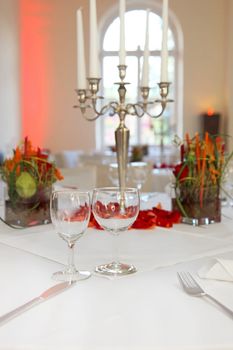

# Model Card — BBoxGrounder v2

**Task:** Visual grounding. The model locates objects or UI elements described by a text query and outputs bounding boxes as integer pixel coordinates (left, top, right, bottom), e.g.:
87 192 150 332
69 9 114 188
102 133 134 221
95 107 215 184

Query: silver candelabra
75 64 173 190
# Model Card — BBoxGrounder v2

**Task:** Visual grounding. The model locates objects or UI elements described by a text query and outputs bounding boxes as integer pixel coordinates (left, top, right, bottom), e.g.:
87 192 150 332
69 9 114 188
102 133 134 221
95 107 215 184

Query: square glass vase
172 184 221 225
5 187 51 228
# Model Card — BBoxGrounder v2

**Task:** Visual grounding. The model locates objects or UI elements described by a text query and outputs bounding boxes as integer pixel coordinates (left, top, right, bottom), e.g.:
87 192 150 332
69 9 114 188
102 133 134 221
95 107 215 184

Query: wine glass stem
112 232 120 264
67 242 76 273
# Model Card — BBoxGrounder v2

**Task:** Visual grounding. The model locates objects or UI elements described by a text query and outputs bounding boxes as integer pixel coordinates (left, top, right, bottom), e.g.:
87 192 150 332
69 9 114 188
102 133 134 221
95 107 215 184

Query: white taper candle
119 0 126 65
141 9 150 87
161 0 168 82
76 8 86 89
89 0 99 77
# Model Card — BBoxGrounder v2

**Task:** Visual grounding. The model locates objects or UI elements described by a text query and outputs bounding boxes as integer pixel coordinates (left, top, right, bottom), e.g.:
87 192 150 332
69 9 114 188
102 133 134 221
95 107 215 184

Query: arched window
96 2 183 151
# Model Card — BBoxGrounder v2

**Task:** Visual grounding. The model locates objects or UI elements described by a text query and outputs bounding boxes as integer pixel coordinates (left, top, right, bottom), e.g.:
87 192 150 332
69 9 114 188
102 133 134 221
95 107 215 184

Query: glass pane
139 55 175 145
140 56 160 87
103 115 119 147
125 56 138 102
140 114 172 146
102 57 119 147
102 8 177 149
168 29 174 50
103 56 138 100
103 10 175 51
103 57 119 99
103 17 119 51
168 56 175 83
140 55 175 87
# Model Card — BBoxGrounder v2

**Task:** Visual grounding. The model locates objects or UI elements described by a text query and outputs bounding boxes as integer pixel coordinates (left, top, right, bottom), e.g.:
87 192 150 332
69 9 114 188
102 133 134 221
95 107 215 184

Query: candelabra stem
115 123 129 190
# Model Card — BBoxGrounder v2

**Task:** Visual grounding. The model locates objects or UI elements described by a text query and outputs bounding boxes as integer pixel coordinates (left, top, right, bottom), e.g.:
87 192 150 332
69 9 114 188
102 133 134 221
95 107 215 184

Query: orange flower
0 137 63 202
14 146 22 163
5 159 14 172
55 168 64 181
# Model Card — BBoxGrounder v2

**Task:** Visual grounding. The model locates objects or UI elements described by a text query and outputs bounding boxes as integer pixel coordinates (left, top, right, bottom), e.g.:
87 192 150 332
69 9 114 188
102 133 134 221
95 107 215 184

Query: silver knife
0 281 74 326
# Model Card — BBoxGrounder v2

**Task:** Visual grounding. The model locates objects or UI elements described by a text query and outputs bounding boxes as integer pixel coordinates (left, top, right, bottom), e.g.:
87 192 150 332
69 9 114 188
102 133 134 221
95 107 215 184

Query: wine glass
108 163 129 186
129 162 149 191
92 187 140 276
50 189 91 282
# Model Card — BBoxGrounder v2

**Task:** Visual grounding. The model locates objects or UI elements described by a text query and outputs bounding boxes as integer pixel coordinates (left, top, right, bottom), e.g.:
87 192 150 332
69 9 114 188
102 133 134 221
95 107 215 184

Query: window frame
96 0 183 151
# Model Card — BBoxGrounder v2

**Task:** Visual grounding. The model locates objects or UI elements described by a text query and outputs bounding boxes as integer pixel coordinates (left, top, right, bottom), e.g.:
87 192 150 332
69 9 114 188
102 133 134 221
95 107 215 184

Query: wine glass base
52 270 91 282
95 261 137 276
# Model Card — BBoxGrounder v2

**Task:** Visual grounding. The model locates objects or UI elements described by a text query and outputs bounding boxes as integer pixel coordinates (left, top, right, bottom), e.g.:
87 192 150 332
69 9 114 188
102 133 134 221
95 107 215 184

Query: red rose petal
88 204 181 230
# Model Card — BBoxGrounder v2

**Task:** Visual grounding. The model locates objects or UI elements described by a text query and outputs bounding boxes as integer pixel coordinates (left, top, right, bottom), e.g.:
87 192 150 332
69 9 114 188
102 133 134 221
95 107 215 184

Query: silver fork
177 271 233 319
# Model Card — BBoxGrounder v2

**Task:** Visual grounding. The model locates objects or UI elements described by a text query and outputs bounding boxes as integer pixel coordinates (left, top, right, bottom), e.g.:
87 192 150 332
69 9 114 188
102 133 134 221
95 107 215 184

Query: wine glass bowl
92 187 140 276
50 189 91 282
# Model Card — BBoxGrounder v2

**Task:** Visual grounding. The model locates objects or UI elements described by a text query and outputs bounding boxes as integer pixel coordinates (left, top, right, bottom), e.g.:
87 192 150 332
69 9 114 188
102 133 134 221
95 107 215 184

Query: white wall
0 0 232 154
171 0 228 135
0 0 20 155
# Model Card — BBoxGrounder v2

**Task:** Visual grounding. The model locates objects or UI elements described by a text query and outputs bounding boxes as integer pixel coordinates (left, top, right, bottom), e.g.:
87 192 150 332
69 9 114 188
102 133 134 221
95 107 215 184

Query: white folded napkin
198 258 233 282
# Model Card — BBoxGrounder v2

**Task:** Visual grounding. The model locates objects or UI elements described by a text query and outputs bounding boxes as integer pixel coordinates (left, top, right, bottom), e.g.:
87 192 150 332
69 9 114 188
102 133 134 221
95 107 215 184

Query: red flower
173 163 189 181
89 212 103 230
131 210 156 229
67 204 90 222
88 206 181 230
92 201 138 219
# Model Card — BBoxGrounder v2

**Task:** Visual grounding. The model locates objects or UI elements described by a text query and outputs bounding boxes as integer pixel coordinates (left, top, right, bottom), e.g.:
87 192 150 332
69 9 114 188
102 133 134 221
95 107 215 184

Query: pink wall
20 0 53 148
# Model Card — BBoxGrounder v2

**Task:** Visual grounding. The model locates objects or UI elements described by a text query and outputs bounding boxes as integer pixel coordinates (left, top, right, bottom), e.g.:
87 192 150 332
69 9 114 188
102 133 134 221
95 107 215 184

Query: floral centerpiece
0 137 63 227
172 132 229 224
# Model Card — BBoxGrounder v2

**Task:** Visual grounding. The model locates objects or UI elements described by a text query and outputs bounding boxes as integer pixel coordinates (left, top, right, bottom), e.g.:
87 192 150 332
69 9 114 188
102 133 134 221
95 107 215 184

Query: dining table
0 192 232 350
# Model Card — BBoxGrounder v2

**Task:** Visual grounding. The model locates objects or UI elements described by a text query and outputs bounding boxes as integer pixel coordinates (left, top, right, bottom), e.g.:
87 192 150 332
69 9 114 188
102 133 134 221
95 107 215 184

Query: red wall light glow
19 0 53 149
207 107 215 117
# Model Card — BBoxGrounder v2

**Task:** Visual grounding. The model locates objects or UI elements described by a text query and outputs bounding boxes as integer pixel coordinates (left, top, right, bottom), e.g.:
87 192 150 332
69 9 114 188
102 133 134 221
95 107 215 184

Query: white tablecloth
0 196 232 349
